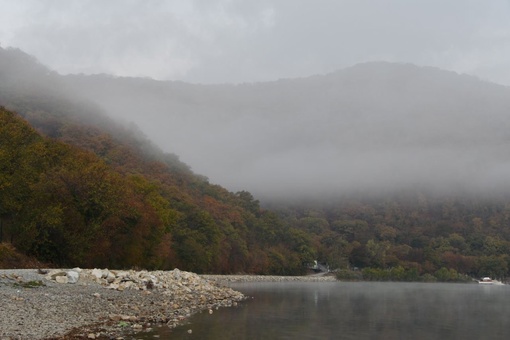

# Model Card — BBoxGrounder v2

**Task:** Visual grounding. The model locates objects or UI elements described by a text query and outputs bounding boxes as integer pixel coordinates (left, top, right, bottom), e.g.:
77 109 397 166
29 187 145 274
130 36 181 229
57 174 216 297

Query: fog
3 46 510 199
2 1 510 199
61 62 510 199
2 0 510 86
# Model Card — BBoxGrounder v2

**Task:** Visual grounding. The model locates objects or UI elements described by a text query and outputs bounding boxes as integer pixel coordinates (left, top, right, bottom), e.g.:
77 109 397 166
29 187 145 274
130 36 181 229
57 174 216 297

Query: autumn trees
1 107 169 267
0 106 313 274
276 195 510 280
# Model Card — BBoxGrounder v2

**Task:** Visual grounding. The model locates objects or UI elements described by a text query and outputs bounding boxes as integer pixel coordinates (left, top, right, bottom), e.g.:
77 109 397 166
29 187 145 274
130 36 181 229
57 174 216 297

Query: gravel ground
0 269 245 340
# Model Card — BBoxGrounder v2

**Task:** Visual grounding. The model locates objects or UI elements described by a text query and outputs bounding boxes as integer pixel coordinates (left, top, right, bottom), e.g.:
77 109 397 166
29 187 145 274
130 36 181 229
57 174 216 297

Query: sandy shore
0 269 336 340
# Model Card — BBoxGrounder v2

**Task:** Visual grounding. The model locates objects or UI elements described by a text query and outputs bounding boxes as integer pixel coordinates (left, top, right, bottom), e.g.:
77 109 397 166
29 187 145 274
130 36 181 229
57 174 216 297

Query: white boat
478 277 504 285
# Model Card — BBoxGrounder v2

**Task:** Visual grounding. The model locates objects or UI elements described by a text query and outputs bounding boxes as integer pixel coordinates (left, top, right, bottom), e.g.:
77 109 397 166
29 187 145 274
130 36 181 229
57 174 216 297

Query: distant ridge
55 58 510 199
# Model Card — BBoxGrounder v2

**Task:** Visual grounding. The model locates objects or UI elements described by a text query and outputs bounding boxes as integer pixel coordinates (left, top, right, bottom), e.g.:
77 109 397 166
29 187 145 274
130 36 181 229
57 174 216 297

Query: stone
106 271 116 283
67 271 80 284
108 283 119 290
116 271 129 279
91 268 103 279
46 270 67 280
123 281 134 289
55 276 69 284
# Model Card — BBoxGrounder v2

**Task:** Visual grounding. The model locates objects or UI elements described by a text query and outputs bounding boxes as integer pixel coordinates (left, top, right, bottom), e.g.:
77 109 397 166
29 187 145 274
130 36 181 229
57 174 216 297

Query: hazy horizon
1 0 510 86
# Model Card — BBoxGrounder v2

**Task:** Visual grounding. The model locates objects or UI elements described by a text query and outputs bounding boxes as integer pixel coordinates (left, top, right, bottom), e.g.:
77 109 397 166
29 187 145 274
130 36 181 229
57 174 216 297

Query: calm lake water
144 281 510 339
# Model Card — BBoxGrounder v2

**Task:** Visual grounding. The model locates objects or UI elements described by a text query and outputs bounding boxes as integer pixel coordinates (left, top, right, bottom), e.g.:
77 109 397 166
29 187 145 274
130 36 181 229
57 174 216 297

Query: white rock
106 271 116 283
67 271 79 284
101 269 110 279
55 276 69 284
91 268 103 279
46 270 67 280
124 281 134 289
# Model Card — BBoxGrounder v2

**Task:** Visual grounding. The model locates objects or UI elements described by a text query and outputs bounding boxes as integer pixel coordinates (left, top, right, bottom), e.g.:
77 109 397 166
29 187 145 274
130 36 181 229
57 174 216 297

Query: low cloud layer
63 62 510 199
1 0 510 86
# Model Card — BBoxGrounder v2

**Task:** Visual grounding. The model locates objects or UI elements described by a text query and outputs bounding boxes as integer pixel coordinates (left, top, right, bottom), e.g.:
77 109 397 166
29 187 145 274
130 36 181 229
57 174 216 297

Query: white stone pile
45 268 223 292
45 268 82 284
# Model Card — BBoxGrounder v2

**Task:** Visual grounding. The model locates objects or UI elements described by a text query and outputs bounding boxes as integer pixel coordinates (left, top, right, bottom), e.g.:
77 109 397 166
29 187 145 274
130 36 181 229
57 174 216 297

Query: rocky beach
0 268 245 340
0 269 337 339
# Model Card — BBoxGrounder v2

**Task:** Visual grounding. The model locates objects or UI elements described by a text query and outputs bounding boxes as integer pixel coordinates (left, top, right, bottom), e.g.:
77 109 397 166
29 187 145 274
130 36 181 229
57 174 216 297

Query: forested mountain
0 47 314 273
2 46 510 280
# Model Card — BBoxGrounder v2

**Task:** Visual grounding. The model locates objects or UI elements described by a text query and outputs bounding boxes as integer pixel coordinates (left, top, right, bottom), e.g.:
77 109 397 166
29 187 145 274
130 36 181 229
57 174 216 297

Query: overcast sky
1 0 510 85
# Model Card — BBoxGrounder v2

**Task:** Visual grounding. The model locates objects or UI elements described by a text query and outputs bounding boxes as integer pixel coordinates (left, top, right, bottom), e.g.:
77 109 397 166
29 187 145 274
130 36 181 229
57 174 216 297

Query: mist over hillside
2 46 510 200
60 62 510 199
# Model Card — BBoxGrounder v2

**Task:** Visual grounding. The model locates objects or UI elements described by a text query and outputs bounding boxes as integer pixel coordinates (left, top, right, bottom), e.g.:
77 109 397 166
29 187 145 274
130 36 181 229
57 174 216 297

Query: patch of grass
14 280 46 288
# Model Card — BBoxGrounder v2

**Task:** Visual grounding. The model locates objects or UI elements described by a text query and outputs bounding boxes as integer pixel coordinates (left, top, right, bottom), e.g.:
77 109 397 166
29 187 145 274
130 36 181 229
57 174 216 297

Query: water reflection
146 282 510 339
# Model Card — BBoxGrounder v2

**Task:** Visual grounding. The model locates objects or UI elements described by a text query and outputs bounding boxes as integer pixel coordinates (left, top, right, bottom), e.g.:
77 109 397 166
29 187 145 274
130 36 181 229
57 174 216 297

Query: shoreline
202 273 337 284
0 269 336 339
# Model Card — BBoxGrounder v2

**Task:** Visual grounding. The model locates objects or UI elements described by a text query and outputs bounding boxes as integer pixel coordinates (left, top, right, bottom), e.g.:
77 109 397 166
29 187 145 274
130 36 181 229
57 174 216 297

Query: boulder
67 271 80 284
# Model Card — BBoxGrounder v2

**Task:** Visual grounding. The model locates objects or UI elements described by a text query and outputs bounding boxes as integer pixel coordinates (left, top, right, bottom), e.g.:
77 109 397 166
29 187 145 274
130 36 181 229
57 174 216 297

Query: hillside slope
0 47 314 274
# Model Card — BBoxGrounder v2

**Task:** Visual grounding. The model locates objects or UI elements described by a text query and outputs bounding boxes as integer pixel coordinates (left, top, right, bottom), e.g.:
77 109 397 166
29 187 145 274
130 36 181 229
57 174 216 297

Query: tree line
271 193 510 280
